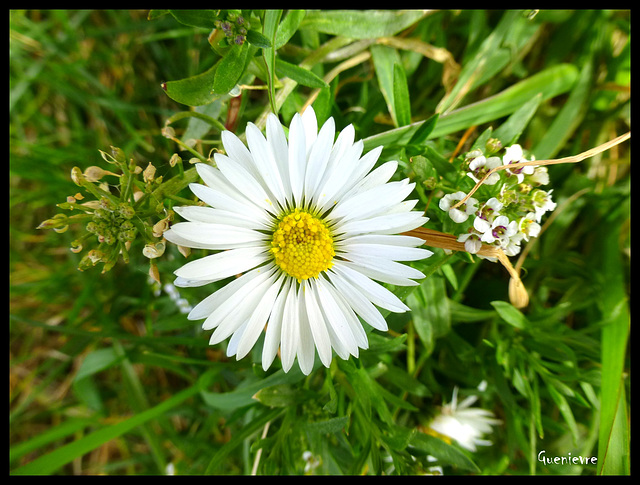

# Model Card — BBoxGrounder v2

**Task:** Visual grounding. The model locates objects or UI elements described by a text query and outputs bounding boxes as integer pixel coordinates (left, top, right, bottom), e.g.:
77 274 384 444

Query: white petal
336 212 428 238
173 276 217 288
168 222 266 249
164 228 221 251
225 321 246 357
188 265 274 321
338 242 433 261
322 278 368 351
302 280 333 368
341 234 426 248
288 113 307 207
214 153 280 215
296 290 316 375
327 269 388 331
280 281 300 372
173 205 268 231
328 180 415 224
266 113 293 204
208 270 277 343
200 266 276 329
262 278 291 371
331 261 410 313
189 183 272 227
174 246 268 282
311 123 356 202
235 274 285 359
300 106 318 154
304 116 335 204
313 140 364 213
343 160 398 198
246 122 287 208
341 254 424 286
314 277 359 357
221 130 256 175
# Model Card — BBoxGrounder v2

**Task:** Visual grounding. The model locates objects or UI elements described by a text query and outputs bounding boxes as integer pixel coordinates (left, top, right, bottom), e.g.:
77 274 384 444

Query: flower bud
118 202 135 220
71 166 85 186
143 241 166 259
143 163 156 183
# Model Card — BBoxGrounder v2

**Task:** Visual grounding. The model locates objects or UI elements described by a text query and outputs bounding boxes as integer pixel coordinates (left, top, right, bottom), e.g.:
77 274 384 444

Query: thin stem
451 131 631 210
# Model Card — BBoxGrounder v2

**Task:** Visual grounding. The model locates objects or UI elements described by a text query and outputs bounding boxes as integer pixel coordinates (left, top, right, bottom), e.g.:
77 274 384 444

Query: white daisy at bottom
164 107 432 375
428 386 501 452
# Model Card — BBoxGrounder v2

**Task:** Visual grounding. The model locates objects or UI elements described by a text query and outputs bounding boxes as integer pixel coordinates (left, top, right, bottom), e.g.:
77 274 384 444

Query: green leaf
407 274 451 356
301 10 427 39
168 9 218 29
73 347 122 381
262 10 282 114
596 214 630 475
532 59 594 159
302 416 349 435
162 61 220 106
492 93 542 147
371 45 402 126
275 58 328 89
253 384 315 407
213 43 251 95
491 300 529 330
407 112 439 147
393 62 411 127
200 367 306 411
205 407 285 475
245 29 271 48
274 10 306 49
409 432 480 473
363 64 579 151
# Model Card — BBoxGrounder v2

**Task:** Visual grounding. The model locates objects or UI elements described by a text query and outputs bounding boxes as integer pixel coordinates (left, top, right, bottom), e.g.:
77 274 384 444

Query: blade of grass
363 63 579 151
10 371 212 475
262 10 282 114
596 213 630 475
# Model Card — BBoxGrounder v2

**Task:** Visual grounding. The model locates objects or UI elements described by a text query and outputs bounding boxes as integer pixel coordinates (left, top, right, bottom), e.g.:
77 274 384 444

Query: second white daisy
165 107 432 375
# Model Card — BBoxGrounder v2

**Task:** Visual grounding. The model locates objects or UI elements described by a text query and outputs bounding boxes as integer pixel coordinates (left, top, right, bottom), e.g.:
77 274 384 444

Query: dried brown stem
450 131 631 210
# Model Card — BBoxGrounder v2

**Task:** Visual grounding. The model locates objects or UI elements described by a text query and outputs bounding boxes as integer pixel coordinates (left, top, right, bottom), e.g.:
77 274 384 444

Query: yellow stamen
270 208 334 282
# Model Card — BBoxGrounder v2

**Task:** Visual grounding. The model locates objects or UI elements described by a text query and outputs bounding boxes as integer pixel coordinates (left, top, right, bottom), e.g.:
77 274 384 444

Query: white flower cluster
439 143 556 257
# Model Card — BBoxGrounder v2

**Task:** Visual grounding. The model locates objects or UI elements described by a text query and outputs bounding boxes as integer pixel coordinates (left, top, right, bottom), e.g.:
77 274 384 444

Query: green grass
10 9 629 475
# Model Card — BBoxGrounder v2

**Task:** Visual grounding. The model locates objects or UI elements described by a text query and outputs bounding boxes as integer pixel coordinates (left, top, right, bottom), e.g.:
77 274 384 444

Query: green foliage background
10 10 630 475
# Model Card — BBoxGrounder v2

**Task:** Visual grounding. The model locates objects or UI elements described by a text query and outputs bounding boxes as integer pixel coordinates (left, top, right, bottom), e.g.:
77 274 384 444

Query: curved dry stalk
403 226 529 307
450 131 631 210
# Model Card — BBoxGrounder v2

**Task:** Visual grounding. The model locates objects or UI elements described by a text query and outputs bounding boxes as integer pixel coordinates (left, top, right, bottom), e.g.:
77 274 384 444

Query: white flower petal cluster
165 107 432 375
428 386 501 452
441 144 556 257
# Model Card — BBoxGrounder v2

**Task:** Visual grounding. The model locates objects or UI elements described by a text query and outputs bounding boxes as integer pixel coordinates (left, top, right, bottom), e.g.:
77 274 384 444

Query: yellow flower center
270 208 335 282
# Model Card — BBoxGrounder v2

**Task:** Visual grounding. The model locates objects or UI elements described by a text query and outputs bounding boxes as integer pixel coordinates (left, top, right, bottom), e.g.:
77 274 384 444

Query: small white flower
457 232 482 254
531 189 557 221
503 231 525 256
528 166 549 186
467 156 501 185
165 107 432 375
439 191 478 223
428 387 501 452
519 212 541 240
479 215 518 244
472 197 504 234
503 144 535 183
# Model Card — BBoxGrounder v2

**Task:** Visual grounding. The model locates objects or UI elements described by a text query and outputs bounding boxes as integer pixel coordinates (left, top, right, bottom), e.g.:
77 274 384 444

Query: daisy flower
428 386 501 452
164 107 432 375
